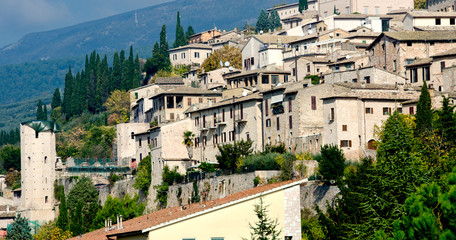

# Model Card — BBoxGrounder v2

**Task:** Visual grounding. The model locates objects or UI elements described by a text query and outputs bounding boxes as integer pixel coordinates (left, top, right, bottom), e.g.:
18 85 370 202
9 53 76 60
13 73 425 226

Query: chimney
6 205 9 213
119 215 123 229
117 215 120 229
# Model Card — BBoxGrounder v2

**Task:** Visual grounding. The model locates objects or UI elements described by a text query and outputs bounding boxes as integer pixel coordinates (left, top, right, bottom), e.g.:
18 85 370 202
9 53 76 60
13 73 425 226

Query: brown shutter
349 140 352 147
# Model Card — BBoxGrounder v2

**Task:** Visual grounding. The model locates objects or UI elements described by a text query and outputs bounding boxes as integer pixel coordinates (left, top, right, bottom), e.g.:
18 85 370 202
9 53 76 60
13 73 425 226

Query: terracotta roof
252 35 302 44
70 179 305 240
186 91 263 113
407 11 456 18
385 31 456 41
414 26 456 31
168 44 212 52
224 69 290 80
405 58 433 67
149 86 222 99
154 77 184 85
327 56 367 65
434 47 456 58
345 32 380 39
333 14 392 19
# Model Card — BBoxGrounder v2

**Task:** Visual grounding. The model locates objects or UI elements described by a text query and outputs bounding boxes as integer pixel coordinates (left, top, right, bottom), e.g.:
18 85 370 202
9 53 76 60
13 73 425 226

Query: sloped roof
367 31 456 50
407 11 456 18
168 43 212 52
433 47 456 58
414 26 456 31
149 86 222 99
405 58 433 67
185 91 263 113
154 77 184 85
70 179 306 240
252 35 302 44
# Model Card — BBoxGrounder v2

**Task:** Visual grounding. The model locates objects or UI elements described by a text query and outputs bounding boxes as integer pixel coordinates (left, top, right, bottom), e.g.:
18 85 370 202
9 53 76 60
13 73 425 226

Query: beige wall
169 47 212 66
19 124 56 224
116 123 150 166
325 66 407 85
144 185 301 240
428 0 455 12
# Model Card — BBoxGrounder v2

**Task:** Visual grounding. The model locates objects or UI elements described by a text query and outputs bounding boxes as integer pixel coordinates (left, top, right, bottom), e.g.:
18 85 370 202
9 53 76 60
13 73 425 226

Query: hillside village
2 0 456 239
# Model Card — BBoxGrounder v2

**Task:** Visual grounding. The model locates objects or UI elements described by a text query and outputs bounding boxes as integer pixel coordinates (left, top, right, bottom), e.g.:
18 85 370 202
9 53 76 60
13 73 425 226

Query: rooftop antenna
135 11 139 27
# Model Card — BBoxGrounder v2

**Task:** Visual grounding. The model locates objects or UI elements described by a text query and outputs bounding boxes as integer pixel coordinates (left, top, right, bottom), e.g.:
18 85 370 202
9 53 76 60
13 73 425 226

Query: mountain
0 0 294 66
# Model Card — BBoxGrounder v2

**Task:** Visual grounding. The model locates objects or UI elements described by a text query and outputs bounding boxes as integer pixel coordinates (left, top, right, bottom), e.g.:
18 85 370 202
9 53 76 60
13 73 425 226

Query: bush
162 165 185 186
199 162 215 173
276 153 296 181
264 143 286 153
317 145 346 182
154 183 169 209
243 152 281 170
254 176 261 187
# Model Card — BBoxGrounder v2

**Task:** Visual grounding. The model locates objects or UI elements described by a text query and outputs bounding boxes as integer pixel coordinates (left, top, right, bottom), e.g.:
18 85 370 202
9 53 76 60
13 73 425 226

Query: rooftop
407 11 456 18
168 43 212 52
405 58 433 67
185 91 263 113
21 120 61 133
154 77 184 85
149 86 222 99
71 179 306 240
251 35 302 45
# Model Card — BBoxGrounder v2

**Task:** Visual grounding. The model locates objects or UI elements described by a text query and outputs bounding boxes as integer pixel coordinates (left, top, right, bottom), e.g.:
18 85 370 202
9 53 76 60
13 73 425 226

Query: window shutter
349 140 352 147
340 140 343 147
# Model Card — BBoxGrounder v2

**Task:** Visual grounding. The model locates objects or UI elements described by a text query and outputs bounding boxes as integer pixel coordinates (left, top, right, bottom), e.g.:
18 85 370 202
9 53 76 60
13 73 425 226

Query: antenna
135 11 139 27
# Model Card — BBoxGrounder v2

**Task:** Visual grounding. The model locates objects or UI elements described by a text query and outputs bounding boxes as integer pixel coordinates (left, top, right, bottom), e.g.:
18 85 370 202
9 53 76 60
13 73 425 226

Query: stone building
283 57 330 82
187 92 264 163
403 11 456 31
427 0 456 12
319 0 413 17
322 84 420 159
168 44 212 67
188 28 222 44
116 123 150 168
367 31 456 78
18 120 61 224
323 66 407 85
225 69 291 91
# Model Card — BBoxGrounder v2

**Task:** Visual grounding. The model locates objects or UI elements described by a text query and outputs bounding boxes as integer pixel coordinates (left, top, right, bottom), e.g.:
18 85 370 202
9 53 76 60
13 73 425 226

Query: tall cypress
299 0 308 13
269 9 282 31
256 10 270 33
173 12 187 48
415 82 433 137
159 25 171 70
43 105 48 121
36 100 44 120
51 88 62 109
112 52 122 91
186 26 195 39
57 188 69 231
62 66 73 116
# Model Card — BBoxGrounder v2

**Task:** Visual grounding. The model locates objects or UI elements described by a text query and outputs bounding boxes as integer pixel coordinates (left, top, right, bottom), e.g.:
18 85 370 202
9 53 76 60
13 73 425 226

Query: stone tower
18 120 60 224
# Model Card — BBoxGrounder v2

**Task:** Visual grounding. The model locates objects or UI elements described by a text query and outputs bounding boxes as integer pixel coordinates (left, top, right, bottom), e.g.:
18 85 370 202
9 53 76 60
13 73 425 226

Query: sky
0 0 170 48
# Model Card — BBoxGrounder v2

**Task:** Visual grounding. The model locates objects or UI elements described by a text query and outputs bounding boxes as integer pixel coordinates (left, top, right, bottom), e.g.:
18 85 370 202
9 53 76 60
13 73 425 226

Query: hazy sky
0 0 170 48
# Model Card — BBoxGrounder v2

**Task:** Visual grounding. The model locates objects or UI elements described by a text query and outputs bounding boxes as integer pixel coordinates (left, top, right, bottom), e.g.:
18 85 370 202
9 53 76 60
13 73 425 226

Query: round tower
18 120 60 224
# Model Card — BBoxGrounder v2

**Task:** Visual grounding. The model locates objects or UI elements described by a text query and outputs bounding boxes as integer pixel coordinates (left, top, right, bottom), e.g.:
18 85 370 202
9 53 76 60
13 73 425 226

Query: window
181 53 186 59
423 66 430 81
44 156 47 164
147 137 150 144
265 99 269 116
383 107 392 115
342 125 347 131
330 108 335 121
173 54 177 60
262 75 269 84
140 153 143 161
436 18 441 25
266 119 271 127
246 133 250 141
170 113 174 120
211 237 224 240
307 65 311 73
397 107 403 113
222 109 225 122
441 61 446 71
393 60 397 71
203 136 207 146
340 140 352 147
271 75 279 84
45 196 48 203
413 68 418 83
139 138 142 147
199 98 203 103
409 106 415 115
223 132 226 143
230 108 233 118
277 117 280 130
213 134 218 145
288 98 292 112
451 18 455 25
194 52 200 58
365 107 373 114
364 76 371 84
289 115 293 129
407 42 412 47
311 96 316 110
188 98 192 106
135 92 138 99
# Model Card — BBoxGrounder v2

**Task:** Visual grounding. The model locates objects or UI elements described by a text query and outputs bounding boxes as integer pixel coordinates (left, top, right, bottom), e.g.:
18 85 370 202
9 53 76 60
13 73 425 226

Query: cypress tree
436 96 456 147
36 100 44 120
173 11 187 48
269 9 282 31
62 66 73 116
51 88 62 109
159 25 171 70
43 105 48 121
415 82 433 137
112 52 122 91
255 10 270 33
57 188 69 231
299 0 308 13
186 26 195 39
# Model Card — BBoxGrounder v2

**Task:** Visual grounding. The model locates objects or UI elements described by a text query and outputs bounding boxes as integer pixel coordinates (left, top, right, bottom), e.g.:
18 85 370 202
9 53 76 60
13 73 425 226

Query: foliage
264 143 286 154
216 139 253 172
274 153 296 181
0 128 20 148
5 169 20 188
415 82 433 137
254 176 261 187
200 45 242 73
36 99 45 121
51 88 62 110
104 90 130 125
301 208 325 240
243 152 281 171
185 26 195 39
6 214 32 240
154 183 169 209
268 10 282 31
67 177 100 236
182 130 195 147
80 126 115 158
244 198 281 240
305 75 320 85
109 172 121 184
91 194 145 230
162 165 185 185
0 144 20 172
435 95 456 149
317 144 346 181
255 10 270 33
414 0 427 9
133 155 152 194
199 162 215 173
56 188 69 232
191 181 200 203
34 221 72 240
174 12 187 48
299 0 309 12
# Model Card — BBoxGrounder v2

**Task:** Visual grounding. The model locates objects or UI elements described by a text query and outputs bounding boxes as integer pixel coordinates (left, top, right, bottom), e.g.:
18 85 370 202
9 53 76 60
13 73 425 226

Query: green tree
36 100 44 120
415 0 427 9
67 177 100 235
104 90 130 125
91 194 145 230
6 214 32 240
33 221 72 240
256 10 270 33
186 26 195 39
436 96 456 148
200 45 242 73
0 145 20 172
43 105 48 121
299 0 308 13
317 144 345 181
268 9 282 31
173 12 187 48
216 139 253 173
51 88 62 109
62 66 73 117
244 198 281 240
182 131 195 147
133 155 152 194
415 82 433 137
56 188 69 232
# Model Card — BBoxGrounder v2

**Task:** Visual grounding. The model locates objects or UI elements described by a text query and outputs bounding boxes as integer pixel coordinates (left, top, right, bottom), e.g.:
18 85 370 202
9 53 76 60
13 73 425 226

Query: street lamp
295 45 299 81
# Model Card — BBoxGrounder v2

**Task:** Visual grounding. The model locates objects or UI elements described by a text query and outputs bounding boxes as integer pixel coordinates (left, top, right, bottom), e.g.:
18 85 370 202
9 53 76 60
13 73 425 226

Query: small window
342 125 347 131
407 42 412 47
330 108 335 121
266 119 271 127
45 196 48 203
139 138 142 147
365 107 373 114
340 140 352 148
436 18 441 25
451 18 455 25
383 107 392 115
135 92 138 99
289 116 293 129
409 107 415 115
277 117 280 130
441 61 446 71
311 96 317 110
364 76 371 84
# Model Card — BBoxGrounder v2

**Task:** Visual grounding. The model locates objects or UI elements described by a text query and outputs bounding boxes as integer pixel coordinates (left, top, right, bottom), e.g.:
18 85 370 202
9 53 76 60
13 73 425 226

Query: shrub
199 162 215 173
243 152 281 170
162 165 185 185
317 144 346 182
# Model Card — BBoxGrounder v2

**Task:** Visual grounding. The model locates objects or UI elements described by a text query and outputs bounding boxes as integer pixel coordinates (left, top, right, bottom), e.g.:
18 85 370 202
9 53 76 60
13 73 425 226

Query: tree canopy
173 12 187 48
200 45 242 73
6 214 32 240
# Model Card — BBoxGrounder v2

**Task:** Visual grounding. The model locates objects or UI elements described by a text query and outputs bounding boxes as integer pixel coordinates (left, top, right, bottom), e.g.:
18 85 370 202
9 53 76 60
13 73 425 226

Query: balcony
216 117 227 126
235 115 248 123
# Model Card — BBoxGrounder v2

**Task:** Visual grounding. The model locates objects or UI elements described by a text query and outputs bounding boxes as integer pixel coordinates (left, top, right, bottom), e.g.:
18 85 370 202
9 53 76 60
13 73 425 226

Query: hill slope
0 0 294 66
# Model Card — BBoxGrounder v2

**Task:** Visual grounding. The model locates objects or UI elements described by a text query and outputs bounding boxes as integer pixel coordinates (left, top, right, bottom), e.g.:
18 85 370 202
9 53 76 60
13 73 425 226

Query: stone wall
300 181 340 215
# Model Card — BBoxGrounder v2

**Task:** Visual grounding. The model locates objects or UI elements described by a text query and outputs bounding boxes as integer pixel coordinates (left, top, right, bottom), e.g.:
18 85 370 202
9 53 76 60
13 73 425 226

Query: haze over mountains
0 0 294 66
